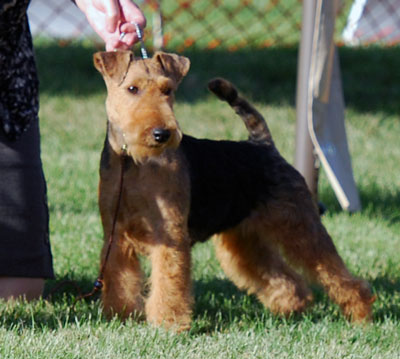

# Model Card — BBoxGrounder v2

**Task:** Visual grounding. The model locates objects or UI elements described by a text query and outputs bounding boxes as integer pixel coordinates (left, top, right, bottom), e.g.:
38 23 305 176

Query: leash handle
132 21 148 59
118 22 148 59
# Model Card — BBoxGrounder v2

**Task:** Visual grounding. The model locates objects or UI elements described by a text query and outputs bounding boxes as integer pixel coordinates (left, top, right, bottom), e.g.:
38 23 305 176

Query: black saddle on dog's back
180 134 288 243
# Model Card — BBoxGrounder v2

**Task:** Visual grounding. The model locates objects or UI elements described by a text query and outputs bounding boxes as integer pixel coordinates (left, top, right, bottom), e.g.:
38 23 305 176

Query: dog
93 50 374 331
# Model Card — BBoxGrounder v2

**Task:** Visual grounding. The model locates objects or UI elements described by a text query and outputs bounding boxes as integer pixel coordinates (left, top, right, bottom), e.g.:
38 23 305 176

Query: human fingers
105 32 133 51
119 0 146 29
117 31 136 48
103 0 146 50
93 0 120 33
118 20 145 48
116 5 146 48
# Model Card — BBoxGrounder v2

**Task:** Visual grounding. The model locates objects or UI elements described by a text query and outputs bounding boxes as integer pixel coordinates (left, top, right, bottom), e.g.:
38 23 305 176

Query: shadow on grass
2 273 398 332
359 186 400 224
194 275 400 330
191 278 324 333
370 276 400 322
319 183 400 224
0 275 104 330
35 41 400 115
43 275 99 300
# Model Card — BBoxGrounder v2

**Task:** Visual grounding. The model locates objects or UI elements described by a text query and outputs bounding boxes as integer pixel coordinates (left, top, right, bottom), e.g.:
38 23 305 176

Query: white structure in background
296 0 361 212
343 0 400 45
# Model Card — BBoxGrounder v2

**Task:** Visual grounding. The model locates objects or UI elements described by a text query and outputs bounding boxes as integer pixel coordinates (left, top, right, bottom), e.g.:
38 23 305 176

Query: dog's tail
208 78 274 145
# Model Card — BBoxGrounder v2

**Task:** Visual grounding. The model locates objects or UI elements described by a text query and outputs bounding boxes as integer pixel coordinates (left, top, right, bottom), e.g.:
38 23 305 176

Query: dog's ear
152 52 190 84
93 51 133 85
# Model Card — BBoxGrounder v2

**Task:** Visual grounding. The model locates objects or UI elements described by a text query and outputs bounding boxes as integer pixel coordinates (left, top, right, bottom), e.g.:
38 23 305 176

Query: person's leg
0 278 44 300
0 121 54 299
0 9 53 300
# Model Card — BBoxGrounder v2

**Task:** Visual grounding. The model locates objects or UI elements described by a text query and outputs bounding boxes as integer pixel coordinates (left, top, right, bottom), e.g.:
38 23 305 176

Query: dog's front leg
100 236 144 320
145 239 193 331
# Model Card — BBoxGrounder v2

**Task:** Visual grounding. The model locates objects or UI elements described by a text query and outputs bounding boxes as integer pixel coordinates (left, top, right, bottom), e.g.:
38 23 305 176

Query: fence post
152 0 164 50
295 0 319 202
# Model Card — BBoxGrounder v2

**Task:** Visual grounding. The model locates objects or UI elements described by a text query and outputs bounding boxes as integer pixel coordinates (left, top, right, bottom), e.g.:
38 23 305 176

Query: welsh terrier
93 50 374 331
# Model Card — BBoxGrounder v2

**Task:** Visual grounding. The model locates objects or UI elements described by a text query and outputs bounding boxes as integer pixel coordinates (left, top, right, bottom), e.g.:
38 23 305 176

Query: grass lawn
0 41 399 358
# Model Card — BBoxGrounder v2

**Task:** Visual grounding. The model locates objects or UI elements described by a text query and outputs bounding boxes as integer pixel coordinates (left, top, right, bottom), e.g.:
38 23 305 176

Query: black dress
0 0 54 278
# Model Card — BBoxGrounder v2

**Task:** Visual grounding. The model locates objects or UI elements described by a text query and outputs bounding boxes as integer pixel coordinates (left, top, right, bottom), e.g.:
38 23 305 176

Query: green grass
1 41 400 358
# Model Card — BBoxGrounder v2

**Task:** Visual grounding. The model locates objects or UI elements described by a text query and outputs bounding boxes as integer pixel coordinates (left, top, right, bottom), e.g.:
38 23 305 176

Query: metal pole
295 0 319 201
152 0 164 50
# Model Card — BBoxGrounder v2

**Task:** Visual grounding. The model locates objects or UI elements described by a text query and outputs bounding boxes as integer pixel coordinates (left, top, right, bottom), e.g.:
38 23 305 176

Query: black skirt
0 121 54 278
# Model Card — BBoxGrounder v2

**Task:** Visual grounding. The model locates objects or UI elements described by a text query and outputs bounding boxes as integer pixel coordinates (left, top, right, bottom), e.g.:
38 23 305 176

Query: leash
45 147 128 305
75 150 128 303
119 21 148 59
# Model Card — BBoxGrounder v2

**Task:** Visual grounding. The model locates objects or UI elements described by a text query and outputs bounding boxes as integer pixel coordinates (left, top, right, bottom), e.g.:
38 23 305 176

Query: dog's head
94 50 190 162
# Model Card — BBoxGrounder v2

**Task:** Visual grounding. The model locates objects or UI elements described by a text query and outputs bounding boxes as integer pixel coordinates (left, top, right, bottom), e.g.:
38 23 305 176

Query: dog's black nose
153 128 171 143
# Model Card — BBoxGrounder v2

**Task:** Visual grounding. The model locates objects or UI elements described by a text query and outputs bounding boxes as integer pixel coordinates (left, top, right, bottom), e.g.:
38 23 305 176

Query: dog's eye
163 88 172 96
128 86 139 94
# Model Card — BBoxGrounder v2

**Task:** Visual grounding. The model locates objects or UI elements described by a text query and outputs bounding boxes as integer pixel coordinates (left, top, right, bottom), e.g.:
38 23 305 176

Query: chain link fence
28 0 400 49
343 0 400 45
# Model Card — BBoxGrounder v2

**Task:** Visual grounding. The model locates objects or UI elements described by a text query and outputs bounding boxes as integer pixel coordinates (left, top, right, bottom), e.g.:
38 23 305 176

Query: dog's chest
100 149 191 244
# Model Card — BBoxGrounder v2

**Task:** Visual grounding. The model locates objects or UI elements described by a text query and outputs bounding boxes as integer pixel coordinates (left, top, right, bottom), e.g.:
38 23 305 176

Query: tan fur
94 51 374 331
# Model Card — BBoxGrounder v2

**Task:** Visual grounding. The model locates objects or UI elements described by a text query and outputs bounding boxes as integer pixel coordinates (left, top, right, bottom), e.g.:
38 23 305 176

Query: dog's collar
121 133 128 154
108 121 129 155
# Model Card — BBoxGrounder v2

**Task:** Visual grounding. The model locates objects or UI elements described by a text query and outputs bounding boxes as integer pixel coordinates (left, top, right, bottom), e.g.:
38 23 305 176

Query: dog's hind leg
257 196 375 322
214 226 313 316
276 222 374 322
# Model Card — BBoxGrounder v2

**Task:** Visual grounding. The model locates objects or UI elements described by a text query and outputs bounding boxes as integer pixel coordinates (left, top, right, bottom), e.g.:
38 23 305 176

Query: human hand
75 0 146 51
